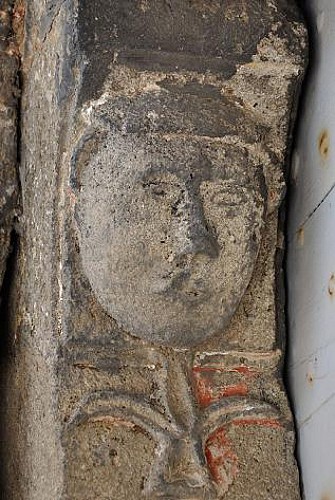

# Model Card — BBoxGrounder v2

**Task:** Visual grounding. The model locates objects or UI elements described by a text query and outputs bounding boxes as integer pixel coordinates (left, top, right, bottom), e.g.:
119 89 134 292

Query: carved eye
211 188 231 206
145 181 168 197
142 175 182 200
206 186 235 207
201 181 246 207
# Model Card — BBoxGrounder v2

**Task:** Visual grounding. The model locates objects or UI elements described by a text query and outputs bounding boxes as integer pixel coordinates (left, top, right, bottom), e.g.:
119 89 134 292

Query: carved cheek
199 181 263 283
138 180 190 261
200 182 244 245
106 194 173 285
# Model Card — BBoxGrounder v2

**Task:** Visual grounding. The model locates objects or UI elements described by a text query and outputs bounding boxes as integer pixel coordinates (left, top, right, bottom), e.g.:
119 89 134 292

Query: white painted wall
288 2 335 499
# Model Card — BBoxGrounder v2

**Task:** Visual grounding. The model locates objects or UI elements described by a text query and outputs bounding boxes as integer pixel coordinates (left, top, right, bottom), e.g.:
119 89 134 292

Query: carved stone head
75 81 266 347
72 0 303 348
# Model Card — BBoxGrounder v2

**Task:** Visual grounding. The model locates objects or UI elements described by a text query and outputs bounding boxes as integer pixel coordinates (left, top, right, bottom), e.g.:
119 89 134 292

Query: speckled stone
0 0 19 288
0 1 307 499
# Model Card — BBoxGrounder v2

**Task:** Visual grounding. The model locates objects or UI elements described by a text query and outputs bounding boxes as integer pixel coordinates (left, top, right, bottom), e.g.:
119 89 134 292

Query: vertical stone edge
0 0 20 495
0 1 78 498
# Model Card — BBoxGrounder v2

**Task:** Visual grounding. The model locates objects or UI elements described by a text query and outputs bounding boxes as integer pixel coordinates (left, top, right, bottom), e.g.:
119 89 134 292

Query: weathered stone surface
1 1 307 499
0 0 19 290
76 130 266 347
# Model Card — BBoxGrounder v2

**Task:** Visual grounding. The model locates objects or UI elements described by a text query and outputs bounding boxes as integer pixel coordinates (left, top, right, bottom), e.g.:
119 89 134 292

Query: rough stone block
1 1 307 499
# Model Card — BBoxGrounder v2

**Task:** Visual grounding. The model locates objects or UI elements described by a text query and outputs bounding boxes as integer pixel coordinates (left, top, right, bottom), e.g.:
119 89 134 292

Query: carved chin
94 285 241 348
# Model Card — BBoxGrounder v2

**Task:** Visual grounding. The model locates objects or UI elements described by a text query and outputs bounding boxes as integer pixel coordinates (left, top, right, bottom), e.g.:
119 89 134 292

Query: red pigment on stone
220 383 248 398
192 367 250 407
205 428 239 487
193 374 213 407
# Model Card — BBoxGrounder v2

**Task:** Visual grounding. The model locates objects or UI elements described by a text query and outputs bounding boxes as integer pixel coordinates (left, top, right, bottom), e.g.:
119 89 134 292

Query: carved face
76 102 266 347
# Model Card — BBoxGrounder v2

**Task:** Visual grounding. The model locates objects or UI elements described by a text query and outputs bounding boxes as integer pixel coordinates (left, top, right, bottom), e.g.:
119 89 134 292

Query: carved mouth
156 269 210 303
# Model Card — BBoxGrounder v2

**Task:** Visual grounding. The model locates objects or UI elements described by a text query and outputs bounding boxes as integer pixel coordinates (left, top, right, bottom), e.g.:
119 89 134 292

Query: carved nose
174 201 219 260
185 220 219 259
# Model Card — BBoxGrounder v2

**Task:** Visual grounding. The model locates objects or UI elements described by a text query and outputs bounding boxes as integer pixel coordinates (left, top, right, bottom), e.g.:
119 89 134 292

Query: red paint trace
193 372 249 407
192 363 256 407
205 428 239 490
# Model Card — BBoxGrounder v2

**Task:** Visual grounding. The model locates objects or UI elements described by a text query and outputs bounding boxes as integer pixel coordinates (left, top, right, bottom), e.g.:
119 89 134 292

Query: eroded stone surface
1 1 307 499
0 0 19 286
76 129 266 347
65 1 307 497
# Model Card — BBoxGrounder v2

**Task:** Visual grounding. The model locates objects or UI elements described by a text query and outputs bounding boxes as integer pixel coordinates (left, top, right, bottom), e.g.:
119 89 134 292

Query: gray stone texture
0 0 19 291
1 1 307 499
